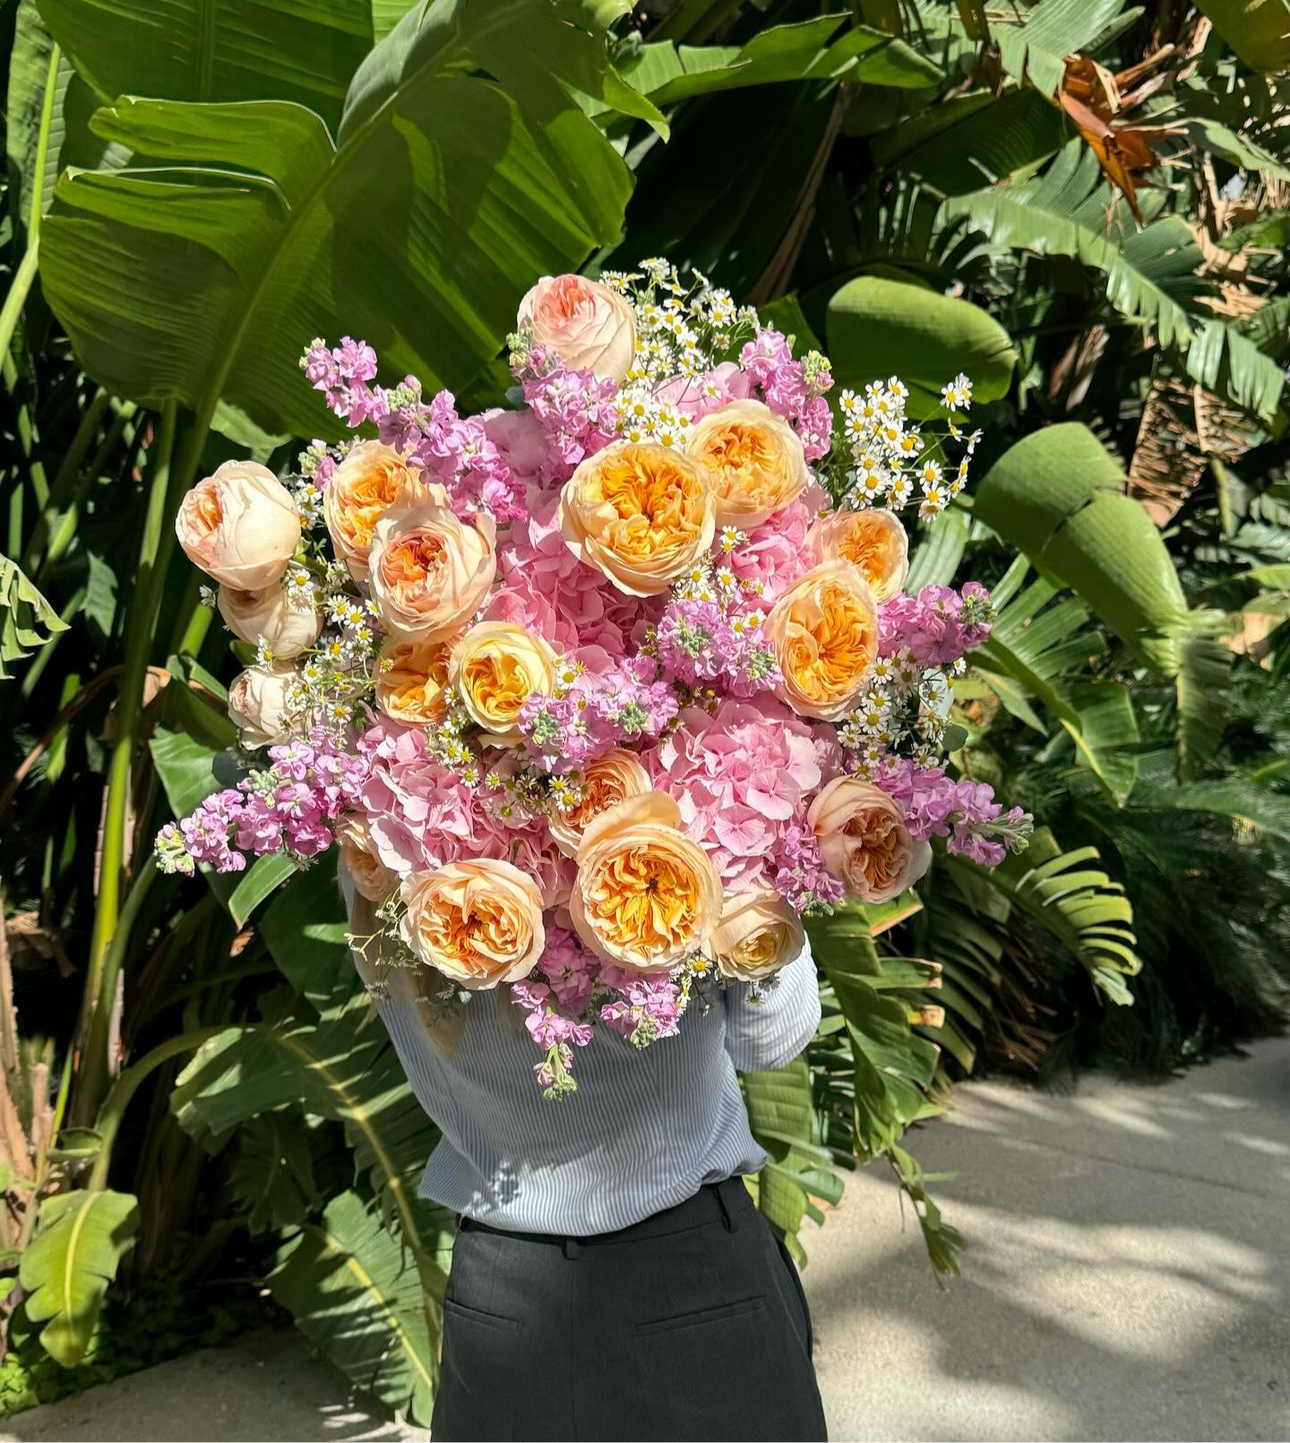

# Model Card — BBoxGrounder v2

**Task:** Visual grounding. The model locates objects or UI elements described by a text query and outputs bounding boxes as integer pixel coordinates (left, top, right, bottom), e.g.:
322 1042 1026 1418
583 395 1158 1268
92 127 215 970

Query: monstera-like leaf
39 0 650 439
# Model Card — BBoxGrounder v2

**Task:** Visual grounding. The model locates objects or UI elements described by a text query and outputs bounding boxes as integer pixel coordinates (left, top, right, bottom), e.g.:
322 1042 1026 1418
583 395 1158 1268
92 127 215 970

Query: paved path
6 1037 1288 1442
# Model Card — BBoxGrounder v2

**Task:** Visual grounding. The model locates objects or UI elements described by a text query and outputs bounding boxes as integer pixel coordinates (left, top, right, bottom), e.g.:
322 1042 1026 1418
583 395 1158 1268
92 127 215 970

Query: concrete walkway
6 1037 1288 1442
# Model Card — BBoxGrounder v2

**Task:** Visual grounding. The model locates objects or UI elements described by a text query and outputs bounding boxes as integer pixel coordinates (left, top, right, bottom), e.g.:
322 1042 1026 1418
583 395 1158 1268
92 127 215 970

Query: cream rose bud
175 460 300 590
400 859 545 990
805 508 909 603
226 663 299 748
807 777 931 904
336 815 399 903
217 582 322 660
517 274 636 382
368 491 497 642
710 888 805 981
448 622 558 746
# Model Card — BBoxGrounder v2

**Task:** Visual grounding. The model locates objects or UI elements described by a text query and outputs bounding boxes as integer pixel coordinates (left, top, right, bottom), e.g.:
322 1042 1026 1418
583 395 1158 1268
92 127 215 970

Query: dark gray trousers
432 1175 829 1441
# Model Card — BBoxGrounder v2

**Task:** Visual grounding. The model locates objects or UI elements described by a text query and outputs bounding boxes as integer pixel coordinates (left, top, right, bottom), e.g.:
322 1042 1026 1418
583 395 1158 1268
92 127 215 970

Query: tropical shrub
2 0 1287 1421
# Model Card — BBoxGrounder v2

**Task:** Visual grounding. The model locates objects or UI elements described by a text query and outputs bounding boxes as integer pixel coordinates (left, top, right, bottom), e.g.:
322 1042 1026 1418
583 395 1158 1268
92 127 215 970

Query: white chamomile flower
919 460 943 491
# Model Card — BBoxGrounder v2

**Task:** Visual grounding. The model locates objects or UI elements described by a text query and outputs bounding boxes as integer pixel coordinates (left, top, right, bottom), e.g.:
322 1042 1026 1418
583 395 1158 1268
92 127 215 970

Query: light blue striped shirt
351 877 820 1234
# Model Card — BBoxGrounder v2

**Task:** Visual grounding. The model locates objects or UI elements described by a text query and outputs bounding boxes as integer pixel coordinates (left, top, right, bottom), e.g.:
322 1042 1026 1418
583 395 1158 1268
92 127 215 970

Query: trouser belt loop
715 1182 737 1233
562 1236 581 1260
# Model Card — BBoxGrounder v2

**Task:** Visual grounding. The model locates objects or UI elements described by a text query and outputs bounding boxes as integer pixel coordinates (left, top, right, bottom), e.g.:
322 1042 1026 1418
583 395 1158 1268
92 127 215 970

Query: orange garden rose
175 461 300 590
559 442 715 596
226 664 297 747
448 622 558 746
335 815 399 903
368 492 496 642
807 777 931 903
218 582 322 660
765 560 879 721
570 793 723 971
400 858 545 989
518 274 636 382
709 887 805 981
374 632 458 725
548 749 652 858
805 508 909 603
324 441 423 582
685 399 809 528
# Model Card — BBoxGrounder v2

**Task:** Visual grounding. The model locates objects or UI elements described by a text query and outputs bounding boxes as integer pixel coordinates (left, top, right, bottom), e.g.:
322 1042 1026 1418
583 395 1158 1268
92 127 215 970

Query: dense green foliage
2 0 1287 1420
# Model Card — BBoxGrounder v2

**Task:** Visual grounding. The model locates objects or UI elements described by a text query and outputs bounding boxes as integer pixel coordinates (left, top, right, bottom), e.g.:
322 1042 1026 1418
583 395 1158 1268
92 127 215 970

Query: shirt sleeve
721 934 822 1074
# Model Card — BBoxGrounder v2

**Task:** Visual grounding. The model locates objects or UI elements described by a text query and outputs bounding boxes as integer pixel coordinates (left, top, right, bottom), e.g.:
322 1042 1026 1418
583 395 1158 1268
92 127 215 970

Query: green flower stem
88 1026 226 1192
75 403 183 1115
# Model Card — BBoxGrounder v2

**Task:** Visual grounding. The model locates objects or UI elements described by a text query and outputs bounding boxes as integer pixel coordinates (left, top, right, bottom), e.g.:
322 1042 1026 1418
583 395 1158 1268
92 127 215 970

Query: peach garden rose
559 442 715 596
368 491 496 642
400 858 546 989
685 399 809 528
547 749 652 858
517 274 636 382
448 621 558 746
335 815 399 903
805 508 909 603
764 560 879 721
570 792 723 971
807 776 931 903
324 440 423 582
374 632 458 726
175 460 300 591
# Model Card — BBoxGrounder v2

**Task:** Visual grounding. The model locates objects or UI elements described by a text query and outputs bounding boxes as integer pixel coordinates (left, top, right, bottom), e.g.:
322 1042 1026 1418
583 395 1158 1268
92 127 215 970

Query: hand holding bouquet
157 259 1031 1097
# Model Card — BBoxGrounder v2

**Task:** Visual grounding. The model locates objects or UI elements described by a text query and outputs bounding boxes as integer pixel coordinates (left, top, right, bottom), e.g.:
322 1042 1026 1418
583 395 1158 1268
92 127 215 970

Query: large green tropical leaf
37 0 392 129
990 0 1133 95
618 15 941 106
948 828 1140 1003
944 142 1199 348
1193 0 1290 71
974 423 1190 672
40 0 643 438
741 1057 843 1265
271 1190 437 1423
826 275 1016 413
18 1189 139 1366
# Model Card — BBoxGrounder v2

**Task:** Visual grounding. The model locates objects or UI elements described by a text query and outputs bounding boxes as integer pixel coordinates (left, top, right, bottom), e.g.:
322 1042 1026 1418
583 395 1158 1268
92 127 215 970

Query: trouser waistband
456 1175 754 1249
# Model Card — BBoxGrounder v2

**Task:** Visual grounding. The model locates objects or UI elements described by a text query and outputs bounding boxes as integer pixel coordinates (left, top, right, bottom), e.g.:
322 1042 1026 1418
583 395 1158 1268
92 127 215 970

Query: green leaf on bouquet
19 1189 139 1367
40 0 645 438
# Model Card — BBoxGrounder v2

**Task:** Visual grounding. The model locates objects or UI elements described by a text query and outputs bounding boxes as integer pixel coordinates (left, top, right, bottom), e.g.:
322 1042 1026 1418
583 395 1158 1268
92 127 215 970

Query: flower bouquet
157 259 1031 1098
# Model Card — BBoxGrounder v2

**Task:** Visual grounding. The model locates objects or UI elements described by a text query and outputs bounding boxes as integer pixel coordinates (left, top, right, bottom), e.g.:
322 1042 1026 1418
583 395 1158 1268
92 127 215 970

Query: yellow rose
226 663 298 747
324 441 424 582
218 582 322 660
807 777 931 903
400 858 545 990
805 508 909 603
548 749 652 858
369 495 496 642
447 622 558 747
518 274 637 382
335 815 399 903
175 460 300 590
765 560 878 721
559 442 715 597
570 792 723 971
685 399 809 528
374 632 457 726
710 887 805 981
